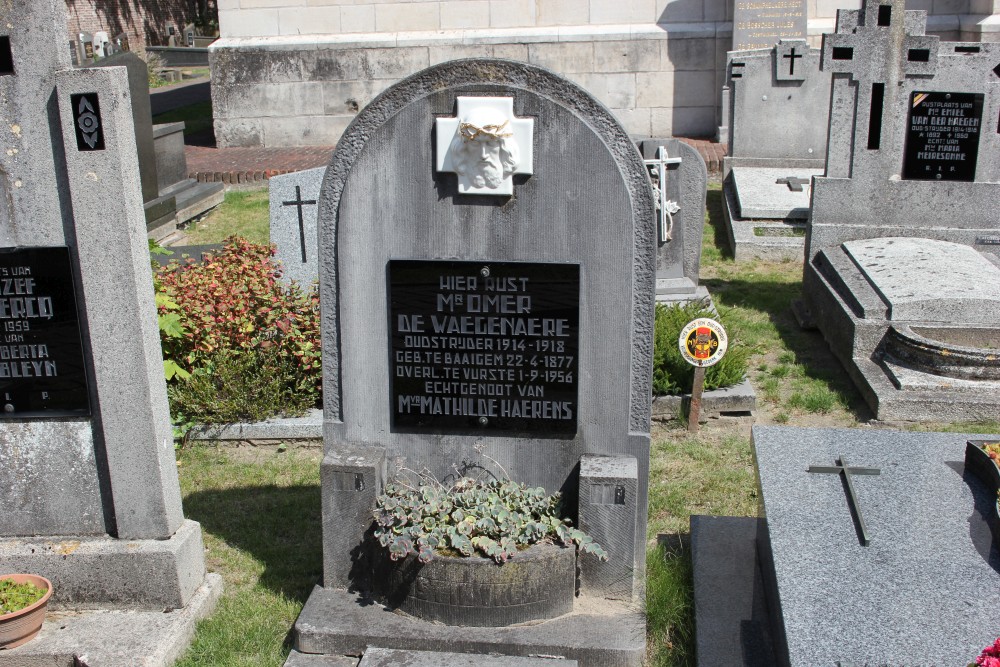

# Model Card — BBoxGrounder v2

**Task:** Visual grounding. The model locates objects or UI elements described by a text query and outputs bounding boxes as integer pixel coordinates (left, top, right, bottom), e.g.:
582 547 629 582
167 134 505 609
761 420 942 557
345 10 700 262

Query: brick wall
64 0 215 52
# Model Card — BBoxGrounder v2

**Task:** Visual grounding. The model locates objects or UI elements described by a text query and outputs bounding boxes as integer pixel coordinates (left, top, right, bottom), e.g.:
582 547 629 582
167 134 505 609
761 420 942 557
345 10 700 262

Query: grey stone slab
294 586 644 667
0 520 207 611
0 573 222 667
753 425 1000 667
579 455 638 600
803 256 1000 421
286 653 358 667
89 52 159 206
725 42 830 163
284 651 359 667
651 377 756 421
359 648 578 666
690 515 774 667
270 166 324 286
844 237 1000 324
731 167 821 220
721 184 805 263
57 66 185 541
188 407 323 440
153 122 189 192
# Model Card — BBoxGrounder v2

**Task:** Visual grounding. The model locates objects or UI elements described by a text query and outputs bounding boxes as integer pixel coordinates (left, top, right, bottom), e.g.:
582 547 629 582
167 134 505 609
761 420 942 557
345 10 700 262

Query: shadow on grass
703 275 872 421
184 483 323 602
704 186 733 261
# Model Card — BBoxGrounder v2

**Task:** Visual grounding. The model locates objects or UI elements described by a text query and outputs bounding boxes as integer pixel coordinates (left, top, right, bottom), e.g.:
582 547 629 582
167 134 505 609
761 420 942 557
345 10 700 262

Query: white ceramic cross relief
435 96 534 196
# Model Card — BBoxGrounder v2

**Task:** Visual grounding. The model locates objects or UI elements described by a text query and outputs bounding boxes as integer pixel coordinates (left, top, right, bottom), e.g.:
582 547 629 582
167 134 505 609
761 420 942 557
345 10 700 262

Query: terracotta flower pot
0 574 52 649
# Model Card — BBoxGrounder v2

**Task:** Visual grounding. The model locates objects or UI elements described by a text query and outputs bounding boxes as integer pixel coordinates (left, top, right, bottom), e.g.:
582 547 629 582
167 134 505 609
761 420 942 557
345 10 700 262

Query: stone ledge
651 377 756 421
2 573 222 667
0 520 207 610
211 22 730 52
293 586 644 667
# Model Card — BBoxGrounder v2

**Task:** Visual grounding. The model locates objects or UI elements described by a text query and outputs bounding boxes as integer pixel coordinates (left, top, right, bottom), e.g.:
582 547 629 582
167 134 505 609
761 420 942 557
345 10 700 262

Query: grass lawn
179 188 270 246
172 179 999 666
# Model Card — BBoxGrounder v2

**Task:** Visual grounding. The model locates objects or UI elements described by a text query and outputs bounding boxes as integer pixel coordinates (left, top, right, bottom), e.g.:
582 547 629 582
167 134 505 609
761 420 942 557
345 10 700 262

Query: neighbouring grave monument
800 0 1000 421
691 425 1000 666
285 59 655 666
270 166 323 286
0 1 219 663
637 139 709 304
721 39 833 261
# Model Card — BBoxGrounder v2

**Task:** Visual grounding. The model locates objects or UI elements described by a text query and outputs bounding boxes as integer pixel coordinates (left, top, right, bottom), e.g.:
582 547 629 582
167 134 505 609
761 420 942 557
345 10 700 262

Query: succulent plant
373 475 609 565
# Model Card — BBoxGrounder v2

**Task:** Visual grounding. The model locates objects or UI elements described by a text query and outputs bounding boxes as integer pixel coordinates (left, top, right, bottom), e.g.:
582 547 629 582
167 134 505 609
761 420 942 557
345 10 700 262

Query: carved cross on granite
782 46 803 76
776 176 810 192
282 185 317 263
808 456 881 546
435 96 534 196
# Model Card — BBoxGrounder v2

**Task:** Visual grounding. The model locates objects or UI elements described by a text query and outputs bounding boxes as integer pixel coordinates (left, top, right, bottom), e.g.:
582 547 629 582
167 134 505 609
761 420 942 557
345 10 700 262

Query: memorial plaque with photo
390 260 579 434
902 91 983 182
0 247 90 417
732 0 807 51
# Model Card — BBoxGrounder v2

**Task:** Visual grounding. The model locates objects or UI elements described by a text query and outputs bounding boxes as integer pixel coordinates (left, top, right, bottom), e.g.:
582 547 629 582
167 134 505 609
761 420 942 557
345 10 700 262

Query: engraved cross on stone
808 455 881 546
282 185 316 263
776 176 810 192
782 46 803 76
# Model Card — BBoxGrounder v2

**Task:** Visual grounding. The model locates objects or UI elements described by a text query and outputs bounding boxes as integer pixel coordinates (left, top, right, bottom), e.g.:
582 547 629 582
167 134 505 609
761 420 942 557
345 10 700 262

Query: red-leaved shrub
156 237 321 420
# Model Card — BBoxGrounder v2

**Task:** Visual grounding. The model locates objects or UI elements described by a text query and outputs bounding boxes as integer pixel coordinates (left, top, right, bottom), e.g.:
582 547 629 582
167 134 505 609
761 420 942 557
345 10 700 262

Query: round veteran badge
678 318 728 367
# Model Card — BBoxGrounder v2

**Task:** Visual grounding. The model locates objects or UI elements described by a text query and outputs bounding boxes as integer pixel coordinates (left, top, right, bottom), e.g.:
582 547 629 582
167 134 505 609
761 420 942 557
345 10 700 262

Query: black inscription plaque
0 247 90 417
70 92 105 152
390 260 579 434
902 91 983 181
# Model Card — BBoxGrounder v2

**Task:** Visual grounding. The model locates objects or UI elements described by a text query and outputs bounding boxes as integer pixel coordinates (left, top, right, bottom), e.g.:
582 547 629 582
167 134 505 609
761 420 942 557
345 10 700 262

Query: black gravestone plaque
390 260 579 435
902 91 984 181
0 247 90 418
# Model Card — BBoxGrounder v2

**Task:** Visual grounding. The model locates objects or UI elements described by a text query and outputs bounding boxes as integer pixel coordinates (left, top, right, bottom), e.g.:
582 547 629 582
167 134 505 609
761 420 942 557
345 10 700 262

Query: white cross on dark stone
282 185 317 263
808 455 881 546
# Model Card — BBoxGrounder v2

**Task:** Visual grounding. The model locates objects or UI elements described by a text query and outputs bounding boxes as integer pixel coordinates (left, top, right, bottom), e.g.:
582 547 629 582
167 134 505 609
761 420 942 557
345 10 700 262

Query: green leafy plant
0 579 45 615
155 237 321 423
374 455 608 565
652 299 750 396
168 348 317 424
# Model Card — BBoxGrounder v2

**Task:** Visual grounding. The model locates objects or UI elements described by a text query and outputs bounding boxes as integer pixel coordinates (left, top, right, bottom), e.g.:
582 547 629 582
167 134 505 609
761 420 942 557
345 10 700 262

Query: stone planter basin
380 542 575 627
885 325 1000 381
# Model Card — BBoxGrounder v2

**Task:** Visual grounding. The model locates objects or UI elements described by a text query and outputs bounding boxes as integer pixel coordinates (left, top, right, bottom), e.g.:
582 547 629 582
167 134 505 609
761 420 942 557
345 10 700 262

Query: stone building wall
209 0 999 147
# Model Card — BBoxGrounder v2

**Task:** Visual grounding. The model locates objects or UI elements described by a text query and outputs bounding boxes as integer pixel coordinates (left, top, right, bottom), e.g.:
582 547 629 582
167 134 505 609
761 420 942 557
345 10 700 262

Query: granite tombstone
269 166 323 286
637 138 709 303
800 0 1000 421
690 425 1000 666
286 58 655 666
721 39 832 261
0 1 219 663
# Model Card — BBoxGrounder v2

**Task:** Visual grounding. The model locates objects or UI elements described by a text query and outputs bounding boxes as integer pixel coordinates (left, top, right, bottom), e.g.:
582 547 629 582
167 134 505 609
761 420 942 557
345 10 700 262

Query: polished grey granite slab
754 425 1000 667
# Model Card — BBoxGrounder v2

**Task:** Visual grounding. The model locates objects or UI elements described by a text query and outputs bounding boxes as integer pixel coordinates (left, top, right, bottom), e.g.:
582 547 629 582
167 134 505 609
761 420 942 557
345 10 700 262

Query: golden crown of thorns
458 119 512 141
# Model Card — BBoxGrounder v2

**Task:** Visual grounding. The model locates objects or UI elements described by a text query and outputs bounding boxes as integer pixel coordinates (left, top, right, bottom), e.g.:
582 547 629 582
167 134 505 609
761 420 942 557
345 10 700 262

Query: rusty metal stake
688 366 706 432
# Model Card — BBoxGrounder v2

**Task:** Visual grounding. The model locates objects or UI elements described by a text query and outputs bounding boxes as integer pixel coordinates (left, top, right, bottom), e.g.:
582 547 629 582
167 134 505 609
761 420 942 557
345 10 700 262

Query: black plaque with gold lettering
0 247 90 417
390 260 579 434
902 91 984 182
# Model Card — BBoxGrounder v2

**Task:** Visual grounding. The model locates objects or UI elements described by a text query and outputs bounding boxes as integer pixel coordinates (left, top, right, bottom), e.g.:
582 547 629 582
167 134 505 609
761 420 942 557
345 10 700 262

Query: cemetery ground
169 181 1000 666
